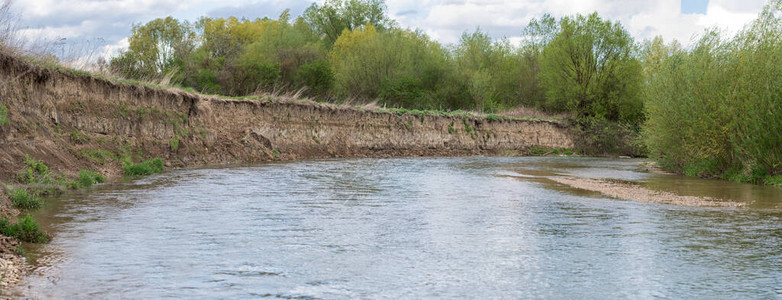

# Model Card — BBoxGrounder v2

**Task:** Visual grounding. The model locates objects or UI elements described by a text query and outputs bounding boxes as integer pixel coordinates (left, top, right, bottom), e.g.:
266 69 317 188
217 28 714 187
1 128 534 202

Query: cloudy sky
9 0 771 59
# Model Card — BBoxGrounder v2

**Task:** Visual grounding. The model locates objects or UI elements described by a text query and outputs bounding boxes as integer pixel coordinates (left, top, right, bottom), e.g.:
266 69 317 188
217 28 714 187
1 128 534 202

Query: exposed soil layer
0 52 575 292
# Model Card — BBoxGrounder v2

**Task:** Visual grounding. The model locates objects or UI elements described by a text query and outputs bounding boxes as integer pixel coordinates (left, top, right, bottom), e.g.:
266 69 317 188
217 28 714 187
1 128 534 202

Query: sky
8 0 771 60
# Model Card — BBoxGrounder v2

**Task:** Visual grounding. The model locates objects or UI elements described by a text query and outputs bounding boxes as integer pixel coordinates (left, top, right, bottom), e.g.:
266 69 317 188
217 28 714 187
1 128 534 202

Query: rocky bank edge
0 51 574 294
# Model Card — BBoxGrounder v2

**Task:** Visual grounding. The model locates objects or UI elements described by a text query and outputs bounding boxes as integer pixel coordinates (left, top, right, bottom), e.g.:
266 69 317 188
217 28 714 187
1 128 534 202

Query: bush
123 158 164 176
643 1 782 182
16 154 51 184
8 188 41 210
77 169 105 188
0 215 48 243
297 60 334 96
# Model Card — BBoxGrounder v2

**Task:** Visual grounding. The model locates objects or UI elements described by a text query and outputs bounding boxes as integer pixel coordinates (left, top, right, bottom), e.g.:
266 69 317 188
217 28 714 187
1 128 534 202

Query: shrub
16 154 51 184
123 158 164 176
77 170 105 188
8 188 41 210
297 60 334 96
0 215 48 243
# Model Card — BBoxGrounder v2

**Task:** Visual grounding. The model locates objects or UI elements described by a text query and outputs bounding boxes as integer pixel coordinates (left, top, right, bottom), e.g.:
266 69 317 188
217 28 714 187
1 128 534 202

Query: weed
170 137 180 152
0 216 48 243
0 103 8 126
70 130 89 144
272 149 280 159
17 154 52 185
77 170 105 188
448 121 455 134
123 158 164 176
8 188 41 210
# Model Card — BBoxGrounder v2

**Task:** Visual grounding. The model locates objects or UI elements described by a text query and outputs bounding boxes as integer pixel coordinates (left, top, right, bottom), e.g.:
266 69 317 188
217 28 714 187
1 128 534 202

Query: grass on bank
0 103 8 126
0 215 47 243
123 158 164 176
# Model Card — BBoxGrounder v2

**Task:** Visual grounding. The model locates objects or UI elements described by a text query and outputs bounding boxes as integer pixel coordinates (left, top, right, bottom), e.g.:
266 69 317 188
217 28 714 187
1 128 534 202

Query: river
21 157 782 298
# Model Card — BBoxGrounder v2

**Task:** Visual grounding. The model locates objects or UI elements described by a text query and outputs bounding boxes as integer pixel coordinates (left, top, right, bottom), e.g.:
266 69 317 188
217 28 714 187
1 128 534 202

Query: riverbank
0 51 575 294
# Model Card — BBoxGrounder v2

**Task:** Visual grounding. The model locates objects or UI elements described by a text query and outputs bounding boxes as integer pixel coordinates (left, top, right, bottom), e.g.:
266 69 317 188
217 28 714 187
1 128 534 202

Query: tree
124 17 195 78
303 0 392 46
539 13 642 123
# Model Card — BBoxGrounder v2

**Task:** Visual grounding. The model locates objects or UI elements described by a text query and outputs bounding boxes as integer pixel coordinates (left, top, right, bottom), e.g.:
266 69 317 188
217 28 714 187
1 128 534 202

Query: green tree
115 17 195 79
539 13 642 123
303 0 392 47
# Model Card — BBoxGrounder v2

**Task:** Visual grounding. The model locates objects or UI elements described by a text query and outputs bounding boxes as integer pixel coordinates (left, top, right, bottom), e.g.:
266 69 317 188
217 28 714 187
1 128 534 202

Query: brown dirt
0 51 577 293
549 176 745 207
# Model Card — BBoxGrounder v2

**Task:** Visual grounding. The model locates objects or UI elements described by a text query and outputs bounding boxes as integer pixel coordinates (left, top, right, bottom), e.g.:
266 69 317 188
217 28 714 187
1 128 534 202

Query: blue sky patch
682 0 709 14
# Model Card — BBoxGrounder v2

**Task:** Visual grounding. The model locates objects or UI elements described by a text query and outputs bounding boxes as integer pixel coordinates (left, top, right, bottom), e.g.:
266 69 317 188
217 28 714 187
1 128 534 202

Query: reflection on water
23 157 782 298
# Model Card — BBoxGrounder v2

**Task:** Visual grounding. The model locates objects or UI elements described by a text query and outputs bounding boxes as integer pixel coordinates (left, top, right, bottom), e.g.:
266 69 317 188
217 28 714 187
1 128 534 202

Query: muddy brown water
20 157 782 298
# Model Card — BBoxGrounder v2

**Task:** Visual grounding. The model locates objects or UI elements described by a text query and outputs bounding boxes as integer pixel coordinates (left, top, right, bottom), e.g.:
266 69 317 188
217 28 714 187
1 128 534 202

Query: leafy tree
303 0 392 46
116 17 195 79
539 13 642 123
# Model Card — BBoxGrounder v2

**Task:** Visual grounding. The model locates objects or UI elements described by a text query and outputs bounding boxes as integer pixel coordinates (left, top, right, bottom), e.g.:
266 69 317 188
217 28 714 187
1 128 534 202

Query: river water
22 157 782 298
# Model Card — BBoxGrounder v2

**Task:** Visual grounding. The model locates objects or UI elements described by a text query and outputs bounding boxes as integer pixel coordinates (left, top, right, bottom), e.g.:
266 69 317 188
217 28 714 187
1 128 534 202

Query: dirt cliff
0 51 574 183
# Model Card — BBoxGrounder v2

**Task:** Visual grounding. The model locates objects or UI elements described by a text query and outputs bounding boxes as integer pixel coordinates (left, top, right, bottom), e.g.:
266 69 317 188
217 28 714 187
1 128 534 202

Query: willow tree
303 0 392 47
539 13 642 123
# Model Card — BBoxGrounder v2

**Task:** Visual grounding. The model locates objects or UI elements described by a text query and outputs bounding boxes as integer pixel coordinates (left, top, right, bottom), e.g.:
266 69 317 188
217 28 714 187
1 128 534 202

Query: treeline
643 0 782 185
108 0 641 120
108 0 782 184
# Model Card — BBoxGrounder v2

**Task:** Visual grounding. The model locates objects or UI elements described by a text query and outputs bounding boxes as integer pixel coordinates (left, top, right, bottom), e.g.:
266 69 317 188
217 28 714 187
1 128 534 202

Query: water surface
23 157 782 298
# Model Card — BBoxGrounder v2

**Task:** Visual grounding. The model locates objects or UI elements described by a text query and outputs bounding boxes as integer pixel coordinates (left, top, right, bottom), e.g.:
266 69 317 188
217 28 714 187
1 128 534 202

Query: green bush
123 158 165 176
297 60 334 96
77 170 105 188
8 188 41 210
643 1 782 182
17 154 52 185
0 216 48 243
0 103 8 126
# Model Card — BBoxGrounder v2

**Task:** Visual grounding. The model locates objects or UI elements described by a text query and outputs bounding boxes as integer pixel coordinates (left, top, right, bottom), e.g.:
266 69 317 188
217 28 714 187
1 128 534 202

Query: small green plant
0 216 48 243
447 121 455 134
8 188 42 210
69 130 89 144
462 118 473 132
0 103 8 126
123 158 165 176
485 114 500 121
17 154 52 185
77 170 105 188
170 137 180 151
272 149 280 159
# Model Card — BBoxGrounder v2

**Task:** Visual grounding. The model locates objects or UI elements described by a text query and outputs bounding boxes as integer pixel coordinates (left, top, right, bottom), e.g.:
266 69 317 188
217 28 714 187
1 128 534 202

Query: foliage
0 215 47 243
8 188 41 210
16 154 52 185
77 170 105 188
303 0 392 46
0 103 8 126
539 13 643 123
123 158 165 176
643 0 782 184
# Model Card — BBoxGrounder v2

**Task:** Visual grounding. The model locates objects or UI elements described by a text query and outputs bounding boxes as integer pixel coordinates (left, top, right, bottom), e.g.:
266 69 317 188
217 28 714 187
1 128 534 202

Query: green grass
0 215 48 243
8 188 41 210
16 154 52 185
123 158 164 176
77 170 105 188
80 149 118 165
0 103 8 126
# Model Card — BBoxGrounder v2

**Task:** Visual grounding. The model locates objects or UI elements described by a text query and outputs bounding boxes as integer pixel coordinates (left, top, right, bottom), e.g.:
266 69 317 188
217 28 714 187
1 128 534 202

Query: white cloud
388 0 768 46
